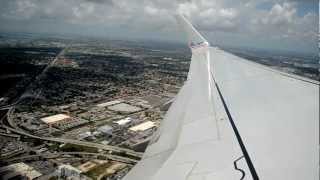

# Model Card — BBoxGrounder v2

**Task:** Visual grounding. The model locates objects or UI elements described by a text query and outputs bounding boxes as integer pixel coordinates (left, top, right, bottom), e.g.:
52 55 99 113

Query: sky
0 0 318 54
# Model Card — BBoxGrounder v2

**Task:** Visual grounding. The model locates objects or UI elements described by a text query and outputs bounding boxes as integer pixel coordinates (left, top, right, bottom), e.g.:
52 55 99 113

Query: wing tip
174 13 210 49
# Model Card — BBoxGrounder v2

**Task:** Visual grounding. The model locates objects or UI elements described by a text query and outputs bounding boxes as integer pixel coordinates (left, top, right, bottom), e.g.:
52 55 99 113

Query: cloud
263 3 296 26
85 0 114 4
177 2 198 16
251 2 317 40
0 0 317 53
144 6 160 16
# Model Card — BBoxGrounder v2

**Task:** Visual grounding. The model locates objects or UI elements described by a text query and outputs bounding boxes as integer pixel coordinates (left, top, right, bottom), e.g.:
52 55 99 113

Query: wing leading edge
123 14 319 180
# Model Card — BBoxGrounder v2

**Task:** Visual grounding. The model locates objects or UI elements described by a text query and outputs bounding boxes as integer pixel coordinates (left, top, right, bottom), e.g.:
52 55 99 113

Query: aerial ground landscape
0 34 188 179
0 31 318 180
0 0 318 180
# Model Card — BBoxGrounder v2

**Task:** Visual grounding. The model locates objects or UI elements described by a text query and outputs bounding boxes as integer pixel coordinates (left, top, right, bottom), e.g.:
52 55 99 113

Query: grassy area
47 143 60 151
84 163 111 179
49 176 59 180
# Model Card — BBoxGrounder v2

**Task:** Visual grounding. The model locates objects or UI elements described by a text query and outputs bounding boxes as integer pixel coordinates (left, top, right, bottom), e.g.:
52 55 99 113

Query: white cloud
145 6 159 16
219 8 237 19
177 2 198 17
0 0 317 53
250 2 317 41
1 0 38 19
263 3 296 25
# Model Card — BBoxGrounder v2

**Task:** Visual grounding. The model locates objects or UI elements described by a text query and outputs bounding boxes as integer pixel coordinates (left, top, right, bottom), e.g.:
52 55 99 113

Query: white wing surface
123 14 319 180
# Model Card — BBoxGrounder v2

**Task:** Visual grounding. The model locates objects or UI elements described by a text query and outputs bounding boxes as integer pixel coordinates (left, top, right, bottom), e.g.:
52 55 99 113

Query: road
4 151 139 164
0 103 18 110
0 132 20 138
4 106 143 158
2 124 142 158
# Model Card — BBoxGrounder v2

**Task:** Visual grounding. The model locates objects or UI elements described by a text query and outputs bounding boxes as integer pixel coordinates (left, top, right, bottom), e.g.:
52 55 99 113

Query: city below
0 32 318 180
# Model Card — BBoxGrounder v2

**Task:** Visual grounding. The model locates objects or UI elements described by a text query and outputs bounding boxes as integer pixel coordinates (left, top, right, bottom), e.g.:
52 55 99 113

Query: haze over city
0 0 318 54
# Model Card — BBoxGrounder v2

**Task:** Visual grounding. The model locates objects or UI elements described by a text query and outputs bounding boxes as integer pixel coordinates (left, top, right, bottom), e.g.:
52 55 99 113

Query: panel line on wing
210 70 260 180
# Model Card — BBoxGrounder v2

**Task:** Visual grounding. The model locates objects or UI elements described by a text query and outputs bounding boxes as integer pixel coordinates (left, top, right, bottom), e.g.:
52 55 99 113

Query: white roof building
96 100 122 107
108 103 141 113
97 125 113 134
129 121 156 132
78 131 92 139
41 114 70 124
58 164 81 178
115 117 132 126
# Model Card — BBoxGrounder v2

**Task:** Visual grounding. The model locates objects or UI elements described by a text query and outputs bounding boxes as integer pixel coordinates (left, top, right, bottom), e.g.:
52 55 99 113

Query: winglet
175 14 210 50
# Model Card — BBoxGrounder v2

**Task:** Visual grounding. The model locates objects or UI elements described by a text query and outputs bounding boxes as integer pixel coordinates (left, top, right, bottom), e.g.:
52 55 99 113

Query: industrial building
129 121 156 132
108 103 141 114
97 124 113 135
41 113 89 131
78 131 92 140
57 164 82 178
96 100 122 107
41 114 71 125
114 117 132 126
0 163 42 180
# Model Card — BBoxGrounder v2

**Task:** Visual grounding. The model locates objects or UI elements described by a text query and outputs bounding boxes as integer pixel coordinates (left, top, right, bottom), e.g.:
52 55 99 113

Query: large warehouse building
41 114 71 125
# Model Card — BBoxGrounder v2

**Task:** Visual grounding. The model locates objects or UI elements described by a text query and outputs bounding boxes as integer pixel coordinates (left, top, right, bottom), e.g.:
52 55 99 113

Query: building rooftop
78 131 92 139
97 125 113 134
129 121 156 132
108 103 141 113
96 100 122 107
0 162 42 180
41 114 70 124
58 164 82 174
115 117 132 126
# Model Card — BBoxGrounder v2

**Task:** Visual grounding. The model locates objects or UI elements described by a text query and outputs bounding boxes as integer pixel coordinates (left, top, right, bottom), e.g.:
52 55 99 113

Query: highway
0 103 18 110
2 101 143 162
4 151 139 164
4 105 143 158
0 132 20 138
5 107 143 158
2 125 143 158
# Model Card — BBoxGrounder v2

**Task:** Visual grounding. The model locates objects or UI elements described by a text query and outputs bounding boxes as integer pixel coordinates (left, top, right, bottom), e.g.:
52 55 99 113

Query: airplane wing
123 14 319 180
